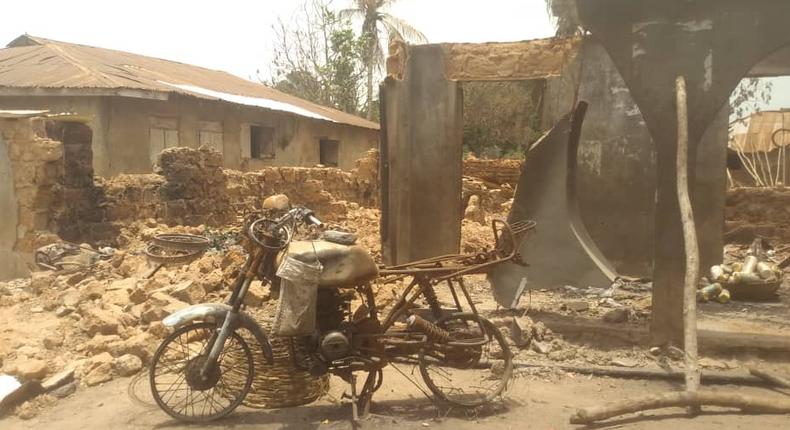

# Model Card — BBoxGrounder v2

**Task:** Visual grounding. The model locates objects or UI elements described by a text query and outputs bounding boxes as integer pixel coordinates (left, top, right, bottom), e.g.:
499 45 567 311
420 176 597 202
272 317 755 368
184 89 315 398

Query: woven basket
231 305 330 409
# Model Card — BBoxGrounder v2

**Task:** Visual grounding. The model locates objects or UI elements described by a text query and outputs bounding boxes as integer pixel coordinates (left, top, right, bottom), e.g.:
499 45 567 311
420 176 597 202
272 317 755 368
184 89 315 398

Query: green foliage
462 81 544 159
730 78 774 127
545 0 583 36
270 1 367 115
340 0 427 119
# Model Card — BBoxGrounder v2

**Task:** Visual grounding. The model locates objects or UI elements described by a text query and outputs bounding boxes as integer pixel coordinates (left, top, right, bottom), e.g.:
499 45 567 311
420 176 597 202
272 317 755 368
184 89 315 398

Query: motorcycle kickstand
350 373 360 427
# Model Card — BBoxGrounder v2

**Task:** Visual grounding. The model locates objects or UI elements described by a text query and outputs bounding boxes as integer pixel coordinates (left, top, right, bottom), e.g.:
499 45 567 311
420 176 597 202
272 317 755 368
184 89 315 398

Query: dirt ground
5 370 790 430
2 180 790 428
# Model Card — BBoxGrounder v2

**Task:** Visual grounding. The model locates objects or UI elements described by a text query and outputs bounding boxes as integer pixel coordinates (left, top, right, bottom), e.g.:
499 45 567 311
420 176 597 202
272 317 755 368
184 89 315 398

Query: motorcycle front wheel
149 322 254 422
418 313 512 408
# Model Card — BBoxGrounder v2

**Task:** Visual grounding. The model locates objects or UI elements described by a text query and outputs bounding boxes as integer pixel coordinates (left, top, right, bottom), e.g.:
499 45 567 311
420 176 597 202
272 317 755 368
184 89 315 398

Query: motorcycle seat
279 240 378 288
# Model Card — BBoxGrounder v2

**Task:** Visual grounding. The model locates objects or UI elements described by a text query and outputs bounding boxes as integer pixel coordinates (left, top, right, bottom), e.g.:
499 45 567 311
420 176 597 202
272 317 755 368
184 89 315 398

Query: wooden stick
513 362 776 386
749 368 790 390
570 391 790 424
676 76 700 411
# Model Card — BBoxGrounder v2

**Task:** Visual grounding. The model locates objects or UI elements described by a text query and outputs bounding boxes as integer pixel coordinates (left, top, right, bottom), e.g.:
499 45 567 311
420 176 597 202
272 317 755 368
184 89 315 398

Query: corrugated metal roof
0 109 49 118
730 110 790 153
0 35 379 130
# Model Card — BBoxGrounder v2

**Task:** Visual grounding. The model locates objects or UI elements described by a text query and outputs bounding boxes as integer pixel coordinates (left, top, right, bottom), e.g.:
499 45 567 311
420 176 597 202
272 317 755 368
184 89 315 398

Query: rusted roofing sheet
0 35 379 130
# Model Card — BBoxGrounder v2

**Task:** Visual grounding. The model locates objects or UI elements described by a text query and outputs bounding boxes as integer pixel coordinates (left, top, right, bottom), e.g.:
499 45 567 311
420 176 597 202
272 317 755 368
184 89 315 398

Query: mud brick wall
463 158 522 186
725 187 790 243
0 117 64 252
66 147 380 244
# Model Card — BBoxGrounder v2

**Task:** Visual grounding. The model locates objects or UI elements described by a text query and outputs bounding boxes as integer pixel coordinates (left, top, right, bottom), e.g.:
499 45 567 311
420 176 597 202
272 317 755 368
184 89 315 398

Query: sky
0 0 555 81
0 0 786 110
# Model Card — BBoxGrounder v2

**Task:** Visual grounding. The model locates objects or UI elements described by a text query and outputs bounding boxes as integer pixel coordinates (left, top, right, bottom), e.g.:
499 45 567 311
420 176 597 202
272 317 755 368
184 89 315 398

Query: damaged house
0 35 379 176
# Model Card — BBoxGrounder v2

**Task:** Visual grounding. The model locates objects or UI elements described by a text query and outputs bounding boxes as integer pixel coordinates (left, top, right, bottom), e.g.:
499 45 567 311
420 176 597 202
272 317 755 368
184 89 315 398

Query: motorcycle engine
319 331 351 361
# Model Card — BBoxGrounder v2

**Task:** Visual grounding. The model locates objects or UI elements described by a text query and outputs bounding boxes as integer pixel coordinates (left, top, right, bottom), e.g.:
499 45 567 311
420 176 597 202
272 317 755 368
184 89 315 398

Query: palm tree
545 0 583 36
340 0 427 119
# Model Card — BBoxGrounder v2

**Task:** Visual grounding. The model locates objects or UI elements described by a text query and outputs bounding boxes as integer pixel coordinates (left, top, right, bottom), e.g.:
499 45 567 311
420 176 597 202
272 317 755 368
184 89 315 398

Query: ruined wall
0 97 109 175
0 95 379 177
64 147 379 245
463 158 522 186
0 117 65 280
725 187 790 243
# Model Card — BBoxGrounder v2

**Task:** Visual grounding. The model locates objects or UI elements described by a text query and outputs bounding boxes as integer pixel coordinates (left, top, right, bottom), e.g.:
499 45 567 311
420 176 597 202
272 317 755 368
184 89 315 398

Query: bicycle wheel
418 313 512 408
150 322 254 422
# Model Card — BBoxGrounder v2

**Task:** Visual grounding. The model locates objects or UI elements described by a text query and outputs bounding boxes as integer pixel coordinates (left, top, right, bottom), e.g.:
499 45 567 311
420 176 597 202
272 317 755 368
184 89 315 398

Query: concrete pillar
381 45 463 264
578 0 790 345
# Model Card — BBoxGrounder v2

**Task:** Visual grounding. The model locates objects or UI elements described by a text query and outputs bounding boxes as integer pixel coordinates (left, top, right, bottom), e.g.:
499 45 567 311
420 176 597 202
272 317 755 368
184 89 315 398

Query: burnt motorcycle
149 195 534 422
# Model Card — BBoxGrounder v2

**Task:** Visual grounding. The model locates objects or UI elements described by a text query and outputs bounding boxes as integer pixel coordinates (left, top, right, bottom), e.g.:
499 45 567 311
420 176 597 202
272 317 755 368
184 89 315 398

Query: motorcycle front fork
200 276 253 377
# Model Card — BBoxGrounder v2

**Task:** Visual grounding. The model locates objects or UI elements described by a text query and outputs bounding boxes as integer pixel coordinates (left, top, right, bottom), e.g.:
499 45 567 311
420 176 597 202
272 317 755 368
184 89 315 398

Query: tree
463 81 544 159
545 0 583 36
269 0 366 114
729 78 773 126
340 0 427 119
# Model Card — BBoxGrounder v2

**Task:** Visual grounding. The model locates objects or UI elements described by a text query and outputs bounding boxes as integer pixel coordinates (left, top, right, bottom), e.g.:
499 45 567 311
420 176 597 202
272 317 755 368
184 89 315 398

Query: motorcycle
149 195 534 422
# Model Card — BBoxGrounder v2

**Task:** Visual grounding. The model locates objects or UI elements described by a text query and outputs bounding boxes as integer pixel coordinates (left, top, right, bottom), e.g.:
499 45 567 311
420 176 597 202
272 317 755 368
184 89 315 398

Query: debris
114 354 143 377
610 358 639 368
169 280 206 305
83 362 113 387
0 380 43 417
563 301 590 312
531 340 552 354
0 375 21 403
602 308 630 324
49 381 77 399
8 359 49 380
41 369 74 392
79 308 122 336
243 280 269 307
509 316 534 348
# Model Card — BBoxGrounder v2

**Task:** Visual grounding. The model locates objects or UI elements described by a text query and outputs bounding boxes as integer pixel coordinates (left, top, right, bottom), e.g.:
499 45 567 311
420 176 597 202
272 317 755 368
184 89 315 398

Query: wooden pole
675 76 700 412
570 391 790 424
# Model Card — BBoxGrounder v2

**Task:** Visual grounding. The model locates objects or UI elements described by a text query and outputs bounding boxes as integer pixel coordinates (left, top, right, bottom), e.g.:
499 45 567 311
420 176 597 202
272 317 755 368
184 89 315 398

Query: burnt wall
543 39 727 277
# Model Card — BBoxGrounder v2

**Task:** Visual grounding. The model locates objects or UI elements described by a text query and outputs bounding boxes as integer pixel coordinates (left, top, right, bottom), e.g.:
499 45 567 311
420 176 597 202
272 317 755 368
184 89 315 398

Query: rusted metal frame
446 279 464 312
456 278 479 316
382 251 495 270
380 278 425 330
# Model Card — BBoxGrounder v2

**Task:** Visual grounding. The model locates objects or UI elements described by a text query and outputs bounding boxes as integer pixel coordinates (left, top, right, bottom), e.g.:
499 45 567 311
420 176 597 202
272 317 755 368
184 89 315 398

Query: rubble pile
0 231 252 417
462 176 515 222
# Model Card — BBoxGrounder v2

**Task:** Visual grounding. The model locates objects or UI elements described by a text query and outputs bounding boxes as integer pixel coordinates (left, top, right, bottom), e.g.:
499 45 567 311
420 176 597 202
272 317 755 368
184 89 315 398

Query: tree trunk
366 63 374 119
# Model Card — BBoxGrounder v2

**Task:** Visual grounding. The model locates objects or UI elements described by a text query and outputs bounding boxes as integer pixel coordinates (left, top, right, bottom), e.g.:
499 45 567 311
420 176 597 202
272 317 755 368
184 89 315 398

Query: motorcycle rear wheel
418 313 512 408
149 322 254 422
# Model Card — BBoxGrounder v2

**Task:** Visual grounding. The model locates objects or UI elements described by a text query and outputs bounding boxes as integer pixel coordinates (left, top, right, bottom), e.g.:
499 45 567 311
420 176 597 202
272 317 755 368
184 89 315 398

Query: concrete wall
0 95 378 177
